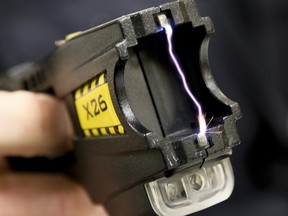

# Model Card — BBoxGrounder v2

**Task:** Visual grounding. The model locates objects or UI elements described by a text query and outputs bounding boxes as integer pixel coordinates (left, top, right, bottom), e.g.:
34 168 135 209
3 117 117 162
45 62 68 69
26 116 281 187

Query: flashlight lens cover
145 158 234 216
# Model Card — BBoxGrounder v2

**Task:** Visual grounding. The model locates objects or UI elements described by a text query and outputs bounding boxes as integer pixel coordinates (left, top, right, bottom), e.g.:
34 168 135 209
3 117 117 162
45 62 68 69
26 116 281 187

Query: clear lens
145 158 234 216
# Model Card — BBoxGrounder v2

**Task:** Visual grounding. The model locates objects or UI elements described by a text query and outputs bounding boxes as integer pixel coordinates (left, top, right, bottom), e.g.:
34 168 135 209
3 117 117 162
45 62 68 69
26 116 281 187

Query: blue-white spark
163 24 207 135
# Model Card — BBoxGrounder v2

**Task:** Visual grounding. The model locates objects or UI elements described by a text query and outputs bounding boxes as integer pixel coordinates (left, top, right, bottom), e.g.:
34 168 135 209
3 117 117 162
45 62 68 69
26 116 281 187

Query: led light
145 158 234 216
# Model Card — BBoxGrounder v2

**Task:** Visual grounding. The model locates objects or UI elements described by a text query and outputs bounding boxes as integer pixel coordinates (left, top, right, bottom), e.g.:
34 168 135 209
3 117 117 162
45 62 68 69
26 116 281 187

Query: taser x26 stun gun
1 0 242 215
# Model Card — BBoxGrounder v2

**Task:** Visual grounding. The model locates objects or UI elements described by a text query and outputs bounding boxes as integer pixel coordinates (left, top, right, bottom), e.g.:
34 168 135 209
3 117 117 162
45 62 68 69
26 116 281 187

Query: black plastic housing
0 1 241 215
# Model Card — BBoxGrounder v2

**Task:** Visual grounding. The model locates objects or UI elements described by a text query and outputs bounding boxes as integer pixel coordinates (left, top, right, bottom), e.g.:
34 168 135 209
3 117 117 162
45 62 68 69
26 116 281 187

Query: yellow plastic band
74 73 125 137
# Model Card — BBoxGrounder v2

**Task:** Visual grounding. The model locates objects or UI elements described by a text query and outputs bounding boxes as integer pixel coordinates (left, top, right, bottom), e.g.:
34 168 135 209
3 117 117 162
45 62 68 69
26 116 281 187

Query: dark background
0 0 288 215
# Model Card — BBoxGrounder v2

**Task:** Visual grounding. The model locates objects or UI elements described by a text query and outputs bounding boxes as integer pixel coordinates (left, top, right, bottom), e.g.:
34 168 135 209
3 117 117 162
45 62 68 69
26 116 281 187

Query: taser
0 0 242 215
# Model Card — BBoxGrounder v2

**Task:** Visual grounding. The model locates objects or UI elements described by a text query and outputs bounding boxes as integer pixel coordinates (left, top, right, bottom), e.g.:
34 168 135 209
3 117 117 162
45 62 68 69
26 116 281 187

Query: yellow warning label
74 73 125 137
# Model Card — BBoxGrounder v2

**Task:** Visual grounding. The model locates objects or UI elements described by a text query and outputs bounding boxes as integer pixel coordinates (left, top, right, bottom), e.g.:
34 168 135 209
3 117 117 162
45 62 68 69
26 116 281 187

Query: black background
0 0 288 215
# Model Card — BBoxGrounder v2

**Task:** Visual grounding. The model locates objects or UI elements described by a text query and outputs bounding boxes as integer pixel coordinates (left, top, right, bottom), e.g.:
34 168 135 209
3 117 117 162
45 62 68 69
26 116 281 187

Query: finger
0 173 108 216
0 158 9 173
0 91 73 156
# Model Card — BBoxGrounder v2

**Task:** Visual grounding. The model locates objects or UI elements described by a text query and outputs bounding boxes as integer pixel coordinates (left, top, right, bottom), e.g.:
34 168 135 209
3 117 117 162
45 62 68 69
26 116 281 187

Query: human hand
0 90 108 216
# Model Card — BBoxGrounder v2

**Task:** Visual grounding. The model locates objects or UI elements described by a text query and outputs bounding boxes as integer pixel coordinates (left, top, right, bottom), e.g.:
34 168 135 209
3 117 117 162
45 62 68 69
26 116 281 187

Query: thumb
0 91 73 156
